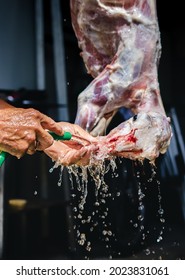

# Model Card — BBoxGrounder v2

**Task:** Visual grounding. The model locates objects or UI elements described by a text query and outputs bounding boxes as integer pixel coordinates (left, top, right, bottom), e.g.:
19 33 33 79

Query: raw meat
102 112 171 162
69 0 172 159
70 0 164 129
44 0 173 167
44 112 171 165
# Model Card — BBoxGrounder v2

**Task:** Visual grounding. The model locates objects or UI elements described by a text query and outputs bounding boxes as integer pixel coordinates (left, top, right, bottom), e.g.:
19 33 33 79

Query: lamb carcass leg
44 112 171 166
70 0 172 160
45 0 172 166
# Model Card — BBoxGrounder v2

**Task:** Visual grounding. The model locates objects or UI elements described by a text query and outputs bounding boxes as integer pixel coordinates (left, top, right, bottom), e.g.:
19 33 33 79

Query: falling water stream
132 164 166 258
50 157 166 259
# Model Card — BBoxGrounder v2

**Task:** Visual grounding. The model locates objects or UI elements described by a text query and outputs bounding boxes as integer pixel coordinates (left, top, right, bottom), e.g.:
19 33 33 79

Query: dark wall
0 0 36 90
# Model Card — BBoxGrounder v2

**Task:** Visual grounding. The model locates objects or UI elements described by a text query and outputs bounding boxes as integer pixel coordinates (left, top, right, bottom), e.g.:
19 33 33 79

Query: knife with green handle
0 131 72 167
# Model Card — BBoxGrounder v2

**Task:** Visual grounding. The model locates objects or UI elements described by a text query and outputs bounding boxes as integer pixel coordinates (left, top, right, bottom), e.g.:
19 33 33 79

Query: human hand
0 104 63 158
44 122 98 166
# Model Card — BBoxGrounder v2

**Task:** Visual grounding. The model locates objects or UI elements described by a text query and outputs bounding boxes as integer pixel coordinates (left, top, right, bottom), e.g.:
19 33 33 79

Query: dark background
0 0 185 260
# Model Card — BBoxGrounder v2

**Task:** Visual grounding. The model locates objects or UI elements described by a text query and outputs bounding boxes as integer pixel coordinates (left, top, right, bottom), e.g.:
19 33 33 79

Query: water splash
49 158 166 259
156 179 165 243
50 157 117 256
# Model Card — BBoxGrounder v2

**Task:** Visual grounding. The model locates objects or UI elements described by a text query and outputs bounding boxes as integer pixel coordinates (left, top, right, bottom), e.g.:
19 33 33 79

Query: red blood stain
126 133 137 143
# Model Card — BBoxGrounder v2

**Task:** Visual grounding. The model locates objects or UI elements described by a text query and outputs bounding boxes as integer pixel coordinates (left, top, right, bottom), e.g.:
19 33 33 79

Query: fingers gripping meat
44 122 98 166
44 141 91 166
44 114 171 166
70 0 172 160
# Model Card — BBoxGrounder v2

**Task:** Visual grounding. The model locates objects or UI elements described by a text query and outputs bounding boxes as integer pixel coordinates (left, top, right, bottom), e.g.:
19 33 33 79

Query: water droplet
138 205 144 211
158 208 164 215
145 248 150 255
157 236 163 242
78 233 86 246
160 218 165 223
138 215 144 221
94 202 100 206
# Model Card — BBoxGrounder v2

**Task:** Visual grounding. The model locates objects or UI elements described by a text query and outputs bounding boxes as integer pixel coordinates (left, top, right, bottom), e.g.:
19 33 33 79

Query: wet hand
0 107 63 158
44 122 98 166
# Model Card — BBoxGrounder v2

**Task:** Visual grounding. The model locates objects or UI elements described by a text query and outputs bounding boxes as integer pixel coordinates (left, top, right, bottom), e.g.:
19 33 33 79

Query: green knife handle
48 131 72 140
0 151 7 167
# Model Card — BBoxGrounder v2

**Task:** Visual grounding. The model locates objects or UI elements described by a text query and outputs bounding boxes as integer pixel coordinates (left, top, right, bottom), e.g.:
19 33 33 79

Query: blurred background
0 0 185 260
